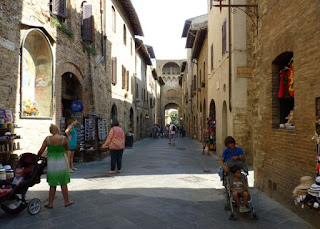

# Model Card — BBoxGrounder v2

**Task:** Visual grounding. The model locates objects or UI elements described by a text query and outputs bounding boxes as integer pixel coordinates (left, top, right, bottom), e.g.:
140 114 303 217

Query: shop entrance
61 72 82 118
111 104 118 124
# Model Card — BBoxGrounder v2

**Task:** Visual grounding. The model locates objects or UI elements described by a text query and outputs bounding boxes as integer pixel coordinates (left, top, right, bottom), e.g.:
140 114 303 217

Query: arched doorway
61 72 82 118
222 101 228 142
209 99 216 122
111 104 118 124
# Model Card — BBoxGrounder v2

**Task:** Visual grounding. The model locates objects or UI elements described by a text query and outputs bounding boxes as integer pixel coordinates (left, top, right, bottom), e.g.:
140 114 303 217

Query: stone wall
0 0 106 154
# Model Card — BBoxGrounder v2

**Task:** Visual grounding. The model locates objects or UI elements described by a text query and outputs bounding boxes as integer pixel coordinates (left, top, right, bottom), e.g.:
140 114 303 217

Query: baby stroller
0 153 47 215
223 160 257 220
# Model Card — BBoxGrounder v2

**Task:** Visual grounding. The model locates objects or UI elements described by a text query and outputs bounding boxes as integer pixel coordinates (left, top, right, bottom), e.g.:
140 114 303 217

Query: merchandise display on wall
0 109 20 170
208 116 216 151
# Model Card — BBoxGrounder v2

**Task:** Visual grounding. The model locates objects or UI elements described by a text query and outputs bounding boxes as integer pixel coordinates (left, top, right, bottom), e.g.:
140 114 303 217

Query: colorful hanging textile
278 59 294 98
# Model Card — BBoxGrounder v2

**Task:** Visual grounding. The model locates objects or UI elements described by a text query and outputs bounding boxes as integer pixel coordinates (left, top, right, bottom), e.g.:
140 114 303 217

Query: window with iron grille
211 44 214 70
222 20 227 56
82 3 93 42
50 0 67 21
122 65 126 89
111 57 117 85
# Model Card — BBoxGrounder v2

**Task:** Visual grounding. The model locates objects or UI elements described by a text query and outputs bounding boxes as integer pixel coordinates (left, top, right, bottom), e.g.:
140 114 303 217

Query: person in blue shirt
221 136 246 173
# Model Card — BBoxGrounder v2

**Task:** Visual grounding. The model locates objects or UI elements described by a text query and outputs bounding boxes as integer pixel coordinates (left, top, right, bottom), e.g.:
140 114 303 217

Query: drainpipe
228 0 232 112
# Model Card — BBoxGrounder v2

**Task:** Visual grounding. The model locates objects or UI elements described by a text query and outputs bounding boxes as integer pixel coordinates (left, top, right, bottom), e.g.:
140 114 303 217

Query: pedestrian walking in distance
101 120 125 174
168 122 176 145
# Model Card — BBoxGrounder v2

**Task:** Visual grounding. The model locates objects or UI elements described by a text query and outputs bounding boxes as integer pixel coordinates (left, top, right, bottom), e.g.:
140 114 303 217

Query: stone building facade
246 0 320 225
181 14 208 141
156 60 185 127
0 0 159 161
207 1 251 162
0 0 105 154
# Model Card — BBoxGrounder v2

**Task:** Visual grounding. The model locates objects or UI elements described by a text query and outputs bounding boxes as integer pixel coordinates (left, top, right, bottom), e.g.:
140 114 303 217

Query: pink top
108 126 125 150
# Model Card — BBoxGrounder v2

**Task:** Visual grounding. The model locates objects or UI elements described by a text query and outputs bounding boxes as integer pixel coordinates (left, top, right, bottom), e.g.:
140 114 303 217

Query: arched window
162 62 180 75
272 52 294 128
21 29 53 118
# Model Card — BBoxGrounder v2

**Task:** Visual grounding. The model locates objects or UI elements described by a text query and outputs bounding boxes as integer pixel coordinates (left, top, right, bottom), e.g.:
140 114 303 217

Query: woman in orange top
101 120 125 174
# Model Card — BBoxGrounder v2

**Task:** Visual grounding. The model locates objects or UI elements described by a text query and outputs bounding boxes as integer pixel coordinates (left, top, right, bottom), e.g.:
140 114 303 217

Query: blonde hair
49 124 60 135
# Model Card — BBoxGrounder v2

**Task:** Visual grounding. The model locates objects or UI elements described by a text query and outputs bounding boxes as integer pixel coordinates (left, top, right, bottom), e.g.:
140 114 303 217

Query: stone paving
0 137 315 229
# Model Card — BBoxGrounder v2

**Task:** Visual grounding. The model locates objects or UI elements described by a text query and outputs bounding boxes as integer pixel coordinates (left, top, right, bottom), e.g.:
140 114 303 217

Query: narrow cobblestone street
1 138 314 229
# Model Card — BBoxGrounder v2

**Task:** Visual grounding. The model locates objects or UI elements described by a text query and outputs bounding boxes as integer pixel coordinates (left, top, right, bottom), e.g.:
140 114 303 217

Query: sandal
107 171 115 174
44 204 53 209
65 201 74 207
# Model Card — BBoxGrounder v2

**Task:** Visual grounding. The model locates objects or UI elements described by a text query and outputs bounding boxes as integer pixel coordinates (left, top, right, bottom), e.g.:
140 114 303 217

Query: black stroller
0 153 47 215
223 160 257 220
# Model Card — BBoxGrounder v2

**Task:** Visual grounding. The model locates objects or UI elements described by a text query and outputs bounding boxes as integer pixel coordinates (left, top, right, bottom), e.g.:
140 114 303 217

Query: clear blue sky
131 0 208 60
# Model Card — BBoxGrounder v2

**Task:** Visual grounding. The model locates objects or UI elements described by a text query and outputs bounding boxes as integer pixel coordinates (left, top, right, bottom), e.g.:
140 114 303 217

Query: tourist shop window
21 29 53 118
50 0 67 22
81 2 93 42
123 24 127 45
222 19 227 56
111 57 117 85
112 6 116 33
272 52 294 128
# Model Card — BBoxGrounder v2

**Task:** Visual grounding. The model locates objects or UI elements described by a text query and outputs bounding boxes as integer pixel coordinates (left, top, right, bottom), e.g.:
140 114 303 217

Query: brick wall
249 0 320 225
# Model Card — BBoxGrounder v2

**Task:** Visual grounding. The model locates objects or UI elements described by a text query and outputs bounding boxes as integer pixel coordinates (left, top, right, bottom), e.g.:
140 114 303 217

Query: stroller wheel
27 198 41 215
250 209 257 219
228 211 235 220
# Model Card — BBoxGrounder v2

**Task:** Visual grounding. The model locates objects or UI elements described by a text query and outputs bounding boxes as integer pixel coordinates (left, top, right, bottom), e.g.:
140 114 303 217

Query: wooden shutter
126 71 129 91
222 20 227 56
52 0 67 18
112 57 117 85
82 3 93 42
131 76 134 94
122 66 126 89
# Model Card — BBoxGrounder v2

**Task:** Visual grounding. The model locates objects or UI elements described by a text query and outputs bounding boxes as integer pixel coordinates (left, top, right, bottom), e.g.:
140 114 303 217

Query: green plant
81 41 97 56
50 17 74 38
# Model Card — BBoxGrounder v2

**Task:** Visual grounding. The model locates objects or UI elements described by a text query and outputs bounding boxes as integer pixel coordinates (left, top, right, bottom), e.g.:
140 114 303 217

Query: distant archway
162 62 180 75
164 103 179 126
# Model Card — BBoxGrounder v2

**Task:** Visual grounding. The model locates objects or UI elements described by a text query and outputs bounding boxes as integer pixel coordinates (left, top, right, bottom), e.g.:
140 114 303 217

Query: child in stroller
0 153 47 215
220 136 256 219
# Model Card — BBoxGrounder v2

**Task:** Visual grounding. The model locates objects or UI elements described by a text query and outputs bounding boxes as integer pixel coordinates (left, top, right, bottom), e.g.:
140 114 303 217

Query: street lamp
145 114 150 119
